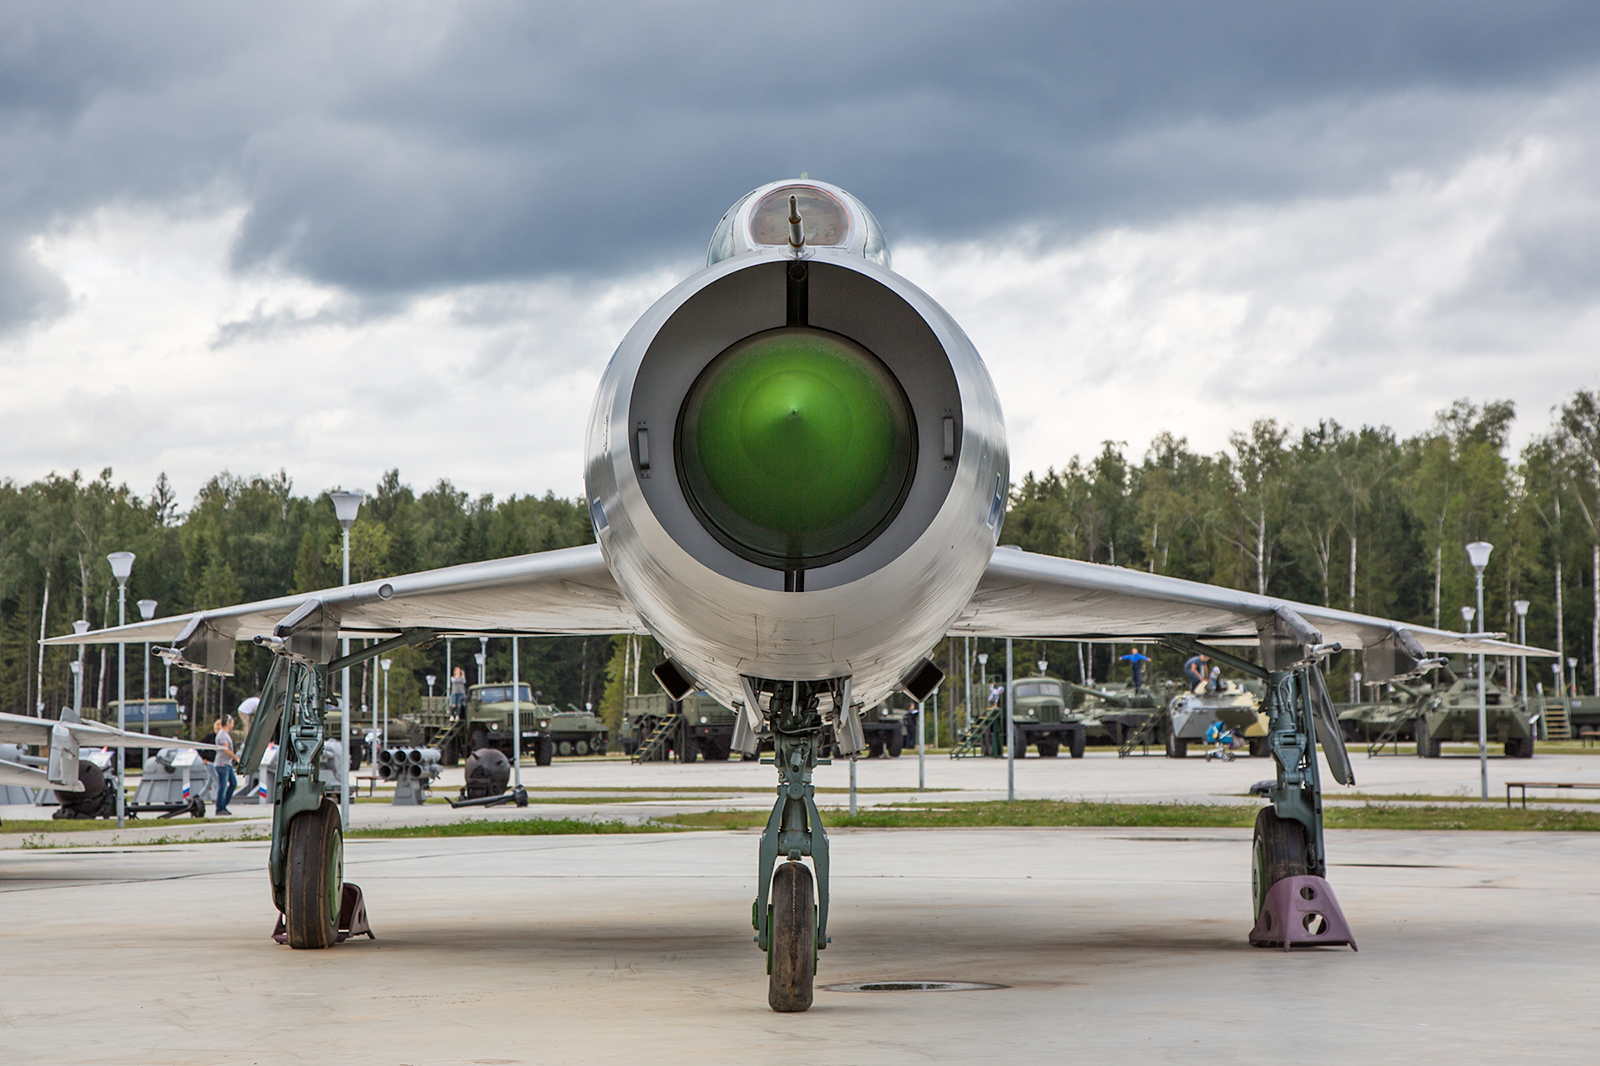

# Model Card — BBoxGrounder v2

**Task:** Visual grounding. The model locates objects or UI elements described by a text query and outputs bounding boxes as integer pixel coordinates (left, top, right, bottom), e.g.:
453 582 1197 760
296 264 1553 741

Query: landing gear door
1308 667 1354 787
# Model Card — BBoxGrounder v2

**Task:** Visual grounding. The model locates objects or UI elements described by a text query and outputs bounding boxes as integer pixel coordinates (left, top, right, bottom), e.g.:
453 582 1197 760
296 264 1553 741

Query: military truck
393 684 557 766
861 700 914 758
94 699 186 768
1413 666 1534 758
1006 675 1086 758
625 691 736 762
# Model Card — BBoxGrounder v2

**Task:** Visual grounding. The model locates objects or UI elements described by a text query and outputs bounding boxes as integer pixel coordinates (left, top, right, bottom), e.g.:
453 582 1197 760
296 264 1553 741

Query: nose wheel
767 860 817 1012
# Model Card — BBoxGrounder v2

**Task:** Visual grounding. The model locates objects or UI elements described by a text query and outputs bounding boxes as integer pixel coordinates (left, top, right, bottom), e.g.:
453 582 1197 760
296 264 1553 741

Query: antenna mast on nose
787 195 804 251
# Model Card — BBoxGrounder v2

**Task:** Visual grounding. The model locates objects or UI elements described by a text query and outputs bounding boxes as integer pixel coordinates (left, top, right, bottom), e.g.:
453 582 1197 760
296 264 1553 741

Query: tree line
1 389 1596 743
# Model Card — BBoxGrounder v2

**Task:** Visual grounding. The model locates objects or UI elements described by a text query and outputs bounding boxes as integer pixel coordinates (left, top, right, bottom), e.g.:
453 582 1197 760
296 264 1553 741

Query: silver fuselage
585 245 1007 711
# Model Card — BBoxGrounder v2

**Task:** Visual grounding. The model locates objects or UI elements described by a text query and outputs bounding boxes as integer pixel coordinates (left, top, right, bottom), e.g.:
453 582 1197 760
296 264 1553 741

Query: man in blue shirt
1183 653 1210 692
1119 647 1151 690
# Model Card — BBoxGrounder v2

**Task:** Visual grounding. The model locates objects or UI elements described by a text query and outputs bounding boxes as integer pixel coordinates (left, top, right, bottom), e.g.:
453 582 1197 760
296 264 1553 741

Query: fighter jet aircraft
46 179 1545 1011
0 708 209 794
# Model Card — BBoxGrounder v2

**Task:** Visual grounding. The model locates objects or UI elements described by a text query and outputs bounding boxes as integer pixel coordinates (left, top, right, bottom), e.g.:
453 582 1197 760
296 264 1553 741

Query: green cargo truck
625 691 736 762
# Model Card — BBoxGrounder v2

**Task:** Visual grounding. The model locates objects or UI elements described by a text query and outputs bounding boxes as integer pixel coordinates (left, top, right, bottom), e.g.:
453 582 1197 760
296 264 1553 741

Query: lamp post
330 489 363 828
72 620 89 715
1570 658 1579 698
107 551 135 828
1005 638 1015 802
137 599 157 770
426 674 437 699
1037 659 1048 676
1513 599 1530 708
475 651 486 691
511 637 522 788
478 637 489 685
1460 606 1475 632
379 658 391 753
1466 541 1493 801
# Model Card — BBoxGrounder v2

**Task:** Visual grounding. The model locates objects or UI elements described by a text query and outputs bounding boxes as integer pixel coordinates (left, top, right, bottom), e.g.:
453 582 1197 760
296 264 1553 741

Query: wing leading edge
42 543 645 655
955 547 1551 659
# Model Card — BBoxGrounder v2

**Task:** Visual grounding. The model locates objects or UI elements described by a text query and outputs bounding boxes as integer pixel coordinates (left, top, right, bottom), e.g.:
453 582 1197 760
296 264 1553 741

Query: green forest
1 390 1597 742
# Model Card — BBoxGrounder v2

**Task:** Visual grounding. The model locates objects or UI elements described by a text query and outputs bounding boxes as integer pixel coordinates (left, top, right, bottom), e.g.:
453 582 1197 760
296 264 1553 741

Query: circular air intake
676 326 916 569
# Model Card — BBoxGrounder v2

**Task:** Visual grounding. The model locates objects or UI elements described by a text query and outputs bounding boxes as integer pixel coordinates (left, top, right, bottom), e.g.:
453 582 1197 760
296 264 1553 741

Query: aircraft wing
42 544 645 654
0 711 215 750
954 547 1551 658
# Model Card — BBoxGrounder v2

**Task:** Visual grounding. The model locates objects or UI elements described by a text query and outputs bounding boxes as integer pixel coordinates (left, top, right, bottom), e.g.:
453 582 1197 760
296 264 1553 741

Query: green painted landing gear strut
752 682 831 1013
243 655 371 949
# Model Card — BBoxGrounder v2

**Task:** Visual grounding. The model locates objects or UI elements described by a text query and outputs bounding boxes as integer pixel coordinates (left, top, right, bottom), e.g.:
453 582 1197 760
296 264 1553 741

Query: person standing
449 666 468 721
1119 647 1152 691
213 714 237 816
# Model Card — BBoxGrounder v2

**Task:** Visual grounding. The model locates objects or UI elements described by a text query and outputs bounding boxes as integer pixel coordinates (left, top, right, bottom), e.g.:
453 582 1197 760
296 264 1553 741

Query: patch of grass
0 817 247 834
347 817 677 839
658 799 1600 832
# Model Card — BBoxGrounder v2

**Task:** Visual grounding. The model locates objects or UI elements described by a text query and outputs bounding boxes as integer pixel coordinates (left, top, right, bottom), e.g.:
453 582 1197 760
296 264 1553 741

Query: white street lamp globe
331 490 364 530
137 599 158 621
1513 599 1530 618
977 653 988 666
1465 541 1494 572
107 551 135 582
1461 606 1475 624
1037 660 1048 674
380 658 391 673
426 674 436 686
73 620 90 635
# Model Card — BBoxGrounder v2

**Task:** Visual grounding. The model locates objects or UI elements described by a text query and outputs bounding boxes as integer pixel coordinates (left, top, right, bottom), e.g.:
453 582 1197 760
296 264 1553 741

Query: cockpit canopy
707 178 891 270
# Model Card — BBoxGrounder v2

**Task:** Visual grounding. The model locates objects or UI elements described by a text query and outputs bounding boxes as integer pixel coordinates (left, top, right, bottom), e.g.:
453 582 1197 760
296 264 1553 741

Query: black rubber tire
768 861 816 1013
1248 737 1270 758
285 800 342 949
1069 729 1086 759
1507 736 1535 759
1037 741 1059 758
1165 732 1188 759
887 729 904 758
535 736 554 767
1012 727 1027 759
1416 721 1440 758
1251 807 1309 920
868 738 884 759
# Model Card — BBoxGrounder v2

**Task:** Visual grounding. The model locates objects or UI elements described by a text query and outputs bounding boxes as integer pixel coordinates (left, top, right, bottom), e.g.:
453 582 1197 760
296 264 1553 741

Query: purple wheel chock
1249 875 1356 952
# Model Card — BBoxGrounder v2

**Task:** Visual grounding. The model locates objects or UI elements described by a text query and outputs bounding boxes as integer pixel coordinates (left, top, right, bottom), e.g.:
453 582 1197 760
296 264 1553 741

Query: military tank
1069 681 1167 747
1413 666 1534 758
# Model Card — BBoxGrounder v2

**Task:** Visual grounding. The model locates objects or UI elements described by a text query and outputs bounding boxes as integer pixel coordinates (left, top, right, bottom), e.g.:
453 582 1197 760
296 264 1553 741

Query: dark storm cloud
3 0 1600 320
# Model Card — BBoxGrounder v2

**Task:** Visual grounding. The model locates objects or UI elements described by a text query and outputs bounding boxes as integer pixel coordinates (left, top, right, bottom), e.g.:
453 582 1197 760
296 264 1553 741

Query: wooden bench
1579 730 1600 748
355 774 378 798
1505 781 1600 808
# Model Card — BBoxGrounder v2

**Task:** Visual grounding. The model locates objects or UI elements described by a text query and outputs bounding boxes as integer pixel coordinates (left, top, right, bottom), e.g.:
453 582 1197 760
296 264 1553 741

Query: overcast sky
3 1 1600 507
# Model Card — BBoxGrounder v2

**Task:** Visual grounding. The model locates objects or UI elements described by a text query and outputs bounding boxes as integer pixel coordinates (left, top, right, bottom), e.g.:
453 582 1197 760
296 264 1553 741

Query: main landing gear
748 678 846 1013
246 650 376 950
1167 639 1357 952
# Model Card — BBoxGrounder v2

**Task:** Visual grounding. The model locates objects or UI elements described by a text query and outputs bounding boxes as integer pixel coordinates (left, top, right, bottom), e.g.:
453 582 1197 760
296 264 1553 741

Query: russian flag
181 781 192 799
256 781 269 800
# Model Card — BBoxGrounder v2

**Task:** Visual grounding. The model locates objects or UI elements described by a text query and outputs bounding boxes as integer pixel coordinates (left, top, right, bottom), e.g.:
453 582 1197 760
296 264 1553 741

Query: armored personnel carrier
1162 681 1267 758
1336 681 1431 746
1413 666 1534 758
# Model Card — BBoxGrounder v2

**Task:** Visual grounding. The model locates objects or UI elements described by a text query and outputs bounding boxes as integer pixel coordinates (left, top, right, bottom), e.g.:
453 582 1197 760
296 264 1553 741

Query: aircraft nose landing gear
750 678 840 1013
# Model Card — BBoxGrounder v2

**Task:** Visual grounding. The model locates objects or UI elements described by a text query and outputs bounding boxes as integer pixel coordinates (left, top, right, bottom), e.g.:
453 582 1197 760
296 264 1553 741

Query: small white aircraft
48 179 1545 1011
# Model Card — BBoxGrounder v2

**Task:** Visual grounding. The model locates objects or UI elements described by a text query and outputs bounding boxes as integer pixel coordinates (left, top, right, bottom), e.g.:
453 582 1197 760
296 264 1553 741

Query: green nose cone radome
678 328 915 567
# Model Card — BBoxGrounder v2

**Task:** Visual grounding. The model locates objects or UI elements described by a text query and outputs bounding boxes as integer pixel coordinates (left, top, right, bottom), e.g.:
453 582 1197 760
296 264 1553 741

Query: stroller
1203 720 1241 762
